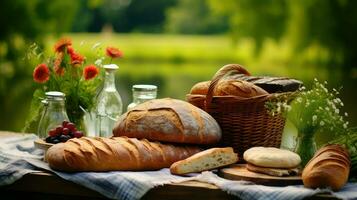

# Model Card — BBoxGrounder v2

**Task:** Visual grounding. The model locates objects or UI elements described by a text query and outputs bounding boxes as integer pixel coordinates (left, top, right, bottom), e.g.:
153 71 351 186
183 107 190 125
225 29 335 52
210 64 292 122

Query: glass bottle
95 64 123 137
37 91 69 138
127 85 157 111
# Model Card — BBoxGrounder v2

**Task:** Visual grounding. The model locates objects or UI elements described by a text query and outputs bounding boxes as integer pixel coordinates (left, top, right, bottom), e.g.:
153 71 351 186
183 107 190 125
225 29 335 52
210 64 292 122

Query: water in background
1 62 356 134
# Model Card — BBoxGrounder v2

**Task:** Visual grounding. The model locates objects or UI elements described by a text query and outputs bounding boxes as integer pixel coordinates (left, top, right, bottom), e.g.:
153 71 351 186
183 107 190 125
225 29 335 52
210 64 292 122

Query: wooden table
0 131 339 200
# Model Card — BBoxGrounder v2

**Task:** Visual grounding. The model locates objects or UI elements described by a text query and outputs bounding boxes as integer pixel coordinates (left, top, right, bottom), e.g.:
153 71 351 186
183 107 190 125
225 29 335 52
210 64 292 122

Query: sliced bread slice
170 147 238 175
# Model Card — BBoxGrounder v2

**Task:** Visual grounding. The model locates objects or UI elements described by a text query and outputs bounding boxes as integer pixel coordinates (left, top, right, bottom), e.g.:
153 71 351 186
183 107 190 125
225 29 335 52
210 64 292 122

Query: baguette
302 144 351 191
170 147 238 175
46 136 201 172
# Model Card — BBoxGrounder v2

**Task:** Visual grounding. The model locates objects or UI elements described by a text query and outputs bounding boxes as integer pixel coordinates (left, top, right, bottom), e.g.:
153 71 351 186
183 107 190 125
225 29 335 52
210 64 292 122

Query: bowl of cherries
34 120 84 151
45 120 84 144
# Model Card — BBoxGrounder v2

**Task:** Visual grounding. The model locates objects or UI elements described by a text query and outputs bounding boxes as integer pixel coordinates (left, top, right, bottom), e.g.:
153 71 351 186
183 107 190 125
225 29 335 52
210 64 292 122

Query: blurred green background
1 0 357 132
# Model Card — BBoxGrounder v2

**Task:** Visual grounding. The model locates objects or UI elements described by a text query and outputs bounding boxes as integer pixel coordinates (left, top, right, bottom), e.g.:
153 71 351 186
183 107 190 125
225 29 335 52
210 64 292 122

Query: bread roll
113 98 221 145
302 144 350 191
213 80 268 98
46 136 201 172
190 81 211 95
243 147 301 168
170 147 238 175
246 163 300 177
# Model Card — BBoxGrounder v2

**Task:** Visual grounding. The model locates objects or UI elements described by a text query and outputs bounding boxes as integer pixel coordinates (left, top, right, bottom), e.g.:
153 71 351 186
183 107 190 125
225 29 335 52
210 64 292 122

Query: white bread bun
243 147 301 168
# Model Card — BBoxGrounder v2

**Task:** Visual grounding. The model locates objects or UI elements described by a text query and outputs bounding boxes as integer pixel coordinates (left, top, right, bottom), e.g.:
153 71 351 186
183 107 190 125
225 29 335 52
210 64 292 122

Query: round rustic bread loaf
190 81 211 95
214 80 268 98
243 147 301 168
113 98 222 145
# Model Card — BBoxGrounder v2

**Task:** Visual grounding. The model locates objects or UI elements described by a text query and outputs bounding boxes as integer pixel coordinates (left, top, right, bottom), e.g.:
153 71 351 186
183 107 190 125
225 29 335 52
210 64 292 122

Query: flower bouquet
23 38 123 134
287 79 350 166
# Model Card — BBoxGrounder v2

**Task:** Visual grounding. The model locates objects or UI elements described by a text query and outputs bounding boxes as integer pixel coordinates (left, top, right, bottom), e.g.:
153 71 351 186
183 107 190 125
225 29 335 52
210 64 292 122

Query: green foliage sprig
288 79 349 138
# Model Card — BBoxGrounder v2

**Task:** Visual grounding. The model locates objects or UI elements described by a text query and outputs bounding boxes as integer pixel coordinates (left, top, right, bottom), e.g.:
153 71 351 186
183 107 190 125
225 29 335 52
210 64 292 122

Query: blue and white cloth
0 133 357 200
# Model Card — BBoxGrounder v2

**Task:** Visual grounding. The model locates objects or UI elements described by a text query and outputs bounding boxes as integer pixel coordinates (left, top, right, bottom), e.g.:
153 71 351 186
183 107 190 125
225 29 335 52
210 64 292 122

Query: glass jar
95 64 123 138
127 85 157 111
294 133 317 167
37 91 69 138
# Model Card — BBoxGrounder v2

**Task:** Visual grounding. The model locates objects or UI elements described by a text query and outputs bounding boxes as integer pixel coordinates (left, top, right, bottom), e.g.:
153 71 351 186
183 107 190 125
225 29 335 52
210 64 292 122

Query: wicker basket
187 64 287 156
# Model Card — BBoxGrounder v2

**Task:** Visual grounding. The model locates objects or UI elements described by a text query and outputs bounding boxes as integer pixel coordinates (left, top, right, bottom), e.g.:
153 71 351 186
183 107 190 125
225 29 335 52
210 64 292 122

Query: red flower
106 47 123 58
54 52 65 76
67 45 85 66
67 45 75 55
33 64 50 83
54 66 65 76
70 52 85 65
54 38 72 53
83 65 99 80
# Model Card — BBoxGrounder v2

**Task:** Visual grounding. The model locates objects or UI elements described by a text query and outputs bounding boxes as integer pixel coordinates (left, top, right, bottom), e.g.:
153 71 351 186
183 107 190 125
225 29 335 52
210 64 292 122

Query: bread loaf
113 98 221 145
213 80 268 98
46 136 201 172
302 144 350 191
243 147 301 168
190 81 211 95
246 163 300 177
170 147 238 175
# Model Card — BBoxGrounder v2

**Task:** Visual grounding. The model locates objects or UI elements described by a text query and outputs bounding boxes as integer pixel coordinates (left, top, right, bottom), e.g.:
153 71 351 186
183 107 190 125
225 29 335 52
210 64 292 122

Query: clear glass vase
95 64 123 138
294 133 317 167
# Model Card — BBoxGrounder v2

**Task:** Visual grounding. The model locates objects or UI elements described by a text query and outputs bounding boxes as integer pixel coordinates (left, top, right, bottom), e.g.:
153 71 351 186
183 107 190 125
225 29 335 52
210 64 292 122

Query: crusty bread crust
113 98 221 145
170 147 238 175
213 80 268 98
302 144 350 191
190 81 211 95
46 136 201 172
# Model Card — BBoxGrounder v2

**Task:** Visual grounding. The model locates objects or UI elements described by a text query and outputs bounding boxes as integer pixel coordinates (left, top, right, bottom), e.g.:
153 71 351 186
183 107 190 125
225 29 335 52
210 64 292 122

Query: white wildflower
92 42 102 50
325 107 329 111
343 123 348 129
345 112 348 117
312 115 317 122
320 121 325 126
335 109 339 114
94 59 103 66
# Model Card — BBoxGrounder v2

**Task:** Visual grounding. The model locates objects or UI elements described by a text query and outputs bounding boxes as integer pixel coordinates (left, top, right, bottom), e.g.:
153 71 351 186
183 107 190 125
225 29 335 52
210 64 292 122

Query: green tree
0 0 80 131
208 0 357 70
165 0 229 34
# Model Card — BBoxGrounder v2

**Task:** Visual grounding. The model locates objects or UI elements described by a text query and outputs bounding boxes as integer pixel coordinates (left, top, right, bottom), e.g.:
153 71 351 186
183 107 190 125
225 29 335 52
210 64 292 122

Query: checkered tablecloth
1 133 356 200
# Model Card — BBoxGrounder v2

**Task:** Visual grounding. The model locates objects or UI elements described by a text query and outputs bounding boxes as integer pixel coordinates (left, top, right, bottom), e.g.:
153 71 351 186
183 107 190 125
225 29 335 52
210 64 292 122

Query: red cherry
66 123 76 132
62 120 69 127
55 126 63 134
62 127 69 135
48 129 57 137
73 131 83 138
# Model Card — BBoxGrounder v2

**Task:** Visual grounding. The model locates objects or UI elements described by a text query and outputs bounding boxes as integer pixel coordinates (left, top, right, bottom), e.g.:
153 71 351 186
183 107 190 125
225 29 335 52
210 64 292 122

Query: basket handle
205 64 251 109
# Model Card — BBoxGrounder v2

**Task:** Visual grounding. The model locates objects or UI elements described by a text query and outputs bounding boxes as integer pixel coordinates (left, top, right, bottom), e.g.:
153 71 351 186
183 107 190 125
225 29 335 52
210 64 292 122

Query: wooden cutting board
219 164 302 186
